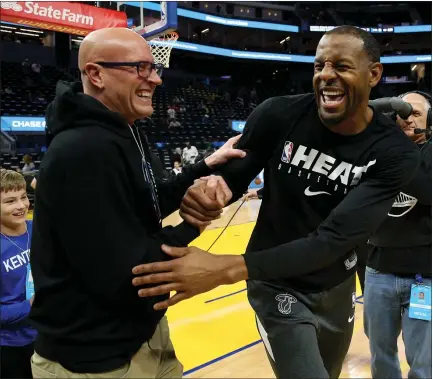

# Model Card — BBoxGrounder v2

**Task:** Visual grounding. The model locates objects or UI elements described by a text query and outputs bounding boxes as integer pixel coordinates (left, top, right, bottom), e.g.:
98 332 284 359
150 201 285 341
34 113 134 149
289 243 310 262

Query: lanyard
0 224 30 253
128 124 162 226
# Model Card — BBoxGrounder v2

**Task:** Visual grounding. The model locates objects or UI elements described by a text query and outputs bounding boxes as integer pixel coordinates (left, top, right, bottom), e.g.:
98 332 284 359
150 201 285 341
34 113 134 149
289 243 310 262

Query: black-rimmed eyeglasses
95 61 164 79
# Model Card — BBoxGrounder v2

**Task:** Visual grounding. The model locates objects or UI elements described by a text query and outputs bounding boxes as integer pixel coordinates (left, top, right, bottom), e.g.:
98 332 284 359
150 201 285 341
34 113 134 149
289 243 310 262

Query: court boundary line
183 339 262 376
205 288 247 303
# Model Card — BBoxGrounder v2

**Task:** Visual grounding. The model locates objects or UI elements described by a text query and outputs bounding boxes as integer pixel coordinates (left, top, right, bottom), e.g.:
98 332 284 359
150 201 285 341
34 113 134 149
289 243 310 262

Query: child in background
0 169 37 378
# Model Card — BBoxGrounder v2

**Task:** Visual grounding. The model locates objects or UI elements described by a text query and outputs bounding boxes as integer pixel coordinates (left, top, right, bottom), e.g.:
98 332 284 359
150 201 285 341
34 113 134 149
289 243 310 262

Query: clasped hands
180 175 233 231
131 134 250 309
132 175 238 310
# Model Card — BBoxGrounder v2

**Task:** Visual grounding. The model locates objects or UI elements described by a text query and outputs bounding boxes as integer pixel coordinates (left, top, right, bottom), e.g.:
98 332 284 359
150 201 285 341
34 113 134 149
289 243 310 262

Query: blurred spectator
172 147 182 164
179 105 186 113
35 92 46 104
182 142 198 165
4 87 14 95
167 106 176 120
195 142 215 163
202 108 210 124
22 155 36 174
172 160 182 176
31 62 41 75
168 119 181 129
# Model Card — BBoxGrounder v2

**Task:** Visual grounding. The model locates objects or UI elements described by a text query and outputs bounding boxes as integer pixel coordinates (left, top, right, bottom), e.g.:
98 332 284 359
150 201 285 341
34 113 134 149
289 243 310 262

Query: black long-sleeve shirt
368 143 431 276
29 81 212 372
217 94 420 292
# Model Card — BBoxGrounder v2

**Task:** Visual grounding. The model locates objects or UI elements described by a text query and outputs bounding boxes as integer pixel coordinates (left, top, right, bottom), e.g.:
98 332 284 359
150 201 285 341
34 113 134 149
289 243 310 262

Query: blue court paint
184 340 262 376
205 288 247 303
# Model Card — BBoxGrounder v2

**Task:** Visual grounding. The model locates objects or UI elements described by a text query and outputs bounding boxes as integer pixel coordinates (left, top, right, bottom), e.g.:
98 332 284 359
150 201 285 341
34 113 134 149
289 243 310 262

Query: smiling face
313 33 382 128
1 188 29 230
81 28 162 124
1 170 29 234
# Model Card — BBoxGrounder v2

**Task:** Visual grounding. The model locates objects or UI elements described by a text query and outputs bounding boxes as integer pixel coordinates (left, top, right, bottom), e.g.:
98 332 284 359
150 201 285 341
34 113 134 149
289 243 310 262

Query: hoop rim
147 31 179 41
148 31 178 68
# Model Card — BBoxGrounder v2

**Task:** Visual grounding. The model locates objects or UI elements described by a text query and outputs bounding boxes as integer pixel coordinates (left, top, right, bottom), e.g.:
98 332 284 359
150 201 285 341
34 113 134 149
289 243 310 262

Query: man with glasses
29 27 243 378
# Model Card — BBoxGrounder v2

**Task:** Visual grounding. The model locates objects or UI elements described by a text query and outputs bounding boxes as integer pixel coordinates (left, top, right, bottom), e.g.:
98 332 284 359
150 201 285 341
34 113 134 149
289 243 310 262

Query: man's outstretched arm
154 135 246 220
132 144 420 310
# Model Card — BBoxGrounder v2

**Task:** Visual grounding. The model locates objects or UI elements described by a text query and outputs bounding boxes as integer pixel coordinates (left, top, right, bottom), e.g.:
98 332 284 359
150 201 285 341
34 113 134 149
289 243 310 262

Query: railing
0 131 16 155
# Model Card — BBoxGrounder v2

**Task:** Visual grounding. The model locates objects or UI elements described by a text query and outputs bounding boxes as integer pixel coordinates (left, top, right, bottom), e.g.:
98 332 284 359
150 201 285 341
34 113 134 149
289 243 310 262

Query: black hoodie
29 82 212 373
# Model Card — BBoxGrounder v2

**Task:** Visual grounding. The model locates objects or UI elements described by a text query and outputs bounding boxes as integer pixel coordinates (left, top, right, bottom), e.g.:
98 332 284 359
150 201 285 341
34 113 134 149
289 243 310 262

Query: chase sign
1 116 46 132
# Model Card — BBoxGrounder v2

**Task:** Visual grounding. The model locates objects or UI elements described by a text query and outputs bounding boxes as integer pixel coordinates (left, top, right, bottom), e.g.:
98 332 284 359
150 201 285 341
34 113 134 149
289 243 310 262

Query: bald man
28 28 243 378
397 92 431 144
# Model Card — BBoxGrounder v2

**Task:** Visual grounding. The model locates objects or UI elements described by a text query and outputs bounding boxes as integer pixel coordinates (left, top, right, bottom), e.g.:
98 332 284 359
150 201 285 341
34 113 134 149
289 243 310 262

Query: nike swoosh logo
348 315 355 323
304 186 331 196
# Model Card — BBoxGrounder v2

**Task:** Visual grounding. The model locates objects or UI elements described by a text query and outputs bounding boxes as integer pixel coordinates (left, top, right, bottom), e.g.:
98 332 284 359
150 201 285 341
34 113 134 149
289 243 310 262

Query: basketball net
149 32 179 68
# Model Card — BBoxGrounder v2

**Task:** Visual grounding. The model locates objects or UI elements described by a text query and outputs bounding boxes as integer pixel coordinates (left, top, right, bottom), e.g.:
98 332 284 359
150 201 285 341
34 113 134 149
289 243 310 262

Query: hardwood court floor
163 199 410 378
28 200 410 378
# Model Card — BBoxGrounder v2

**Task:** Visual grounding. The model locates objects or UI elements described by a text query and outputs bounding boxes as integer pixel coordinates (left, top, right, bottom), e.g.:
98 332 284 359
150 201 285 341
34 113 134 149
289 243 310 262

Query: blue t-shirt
1 220 37 346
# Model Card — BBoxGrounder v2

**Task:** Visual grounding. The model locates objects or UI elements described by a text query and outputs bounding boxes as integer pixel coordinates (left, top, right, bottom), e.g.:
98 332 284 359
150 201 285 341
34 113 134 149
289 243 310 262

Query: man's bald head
402 92 431 114
78 28 152 73
78 27 162 124
398 92 431 143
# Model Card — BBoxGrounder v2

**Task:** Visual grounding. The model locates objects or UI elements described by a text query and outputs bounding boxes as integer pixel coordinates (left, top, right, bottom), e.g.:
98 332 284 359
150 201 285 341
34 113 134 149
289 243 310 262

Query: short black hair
325 25 381 63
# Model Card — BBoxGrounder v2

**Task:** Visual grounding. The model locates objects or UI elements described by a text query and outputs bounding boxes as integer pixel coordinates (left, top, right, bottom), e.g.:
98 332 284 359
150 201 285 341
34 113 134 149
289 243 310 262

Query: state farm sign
0 2 127 35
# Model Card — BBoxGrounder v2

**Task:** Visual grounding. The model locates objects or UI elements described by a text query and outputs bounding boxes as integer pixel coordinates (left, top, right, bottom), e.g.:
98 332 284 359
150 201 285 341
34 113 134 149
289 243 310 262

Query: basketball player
0 169 36 379
132 26 420 378
28 27 244 378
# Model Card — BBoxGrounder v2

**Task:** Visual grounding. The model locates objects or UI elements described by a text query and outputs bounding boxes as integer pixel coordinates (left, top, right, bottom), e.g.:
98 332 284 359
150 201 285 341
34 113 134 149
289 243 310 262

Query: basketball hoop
148 32 179 68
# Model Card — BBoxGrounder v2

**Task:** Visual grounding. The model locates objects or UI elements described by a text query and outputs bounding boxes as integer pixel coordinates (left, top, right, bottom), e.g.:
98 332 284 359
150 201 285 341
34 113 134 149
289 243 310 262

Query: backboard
117 1 178 40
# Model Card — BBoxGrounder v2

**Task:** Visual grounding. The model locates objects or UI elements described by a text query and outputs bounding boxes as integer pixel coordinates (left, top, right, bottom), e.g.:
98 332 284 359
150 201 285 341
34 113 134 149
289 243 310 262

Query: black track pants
248 275 356 379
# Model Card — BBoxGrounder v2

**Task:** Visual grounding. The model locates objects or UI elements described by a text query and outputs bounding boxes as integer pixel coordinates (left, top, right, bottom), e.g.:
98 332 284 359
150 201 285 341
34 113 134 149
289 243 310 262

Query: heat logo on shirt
279 141 376 193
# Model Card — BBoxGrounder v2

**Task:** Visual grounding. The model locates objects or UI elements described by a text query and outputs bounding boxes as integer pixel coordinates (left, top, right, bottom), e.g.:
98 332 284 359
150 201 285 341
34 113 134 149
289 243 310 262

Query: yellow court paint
168 221 363 372
167 222 259 372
